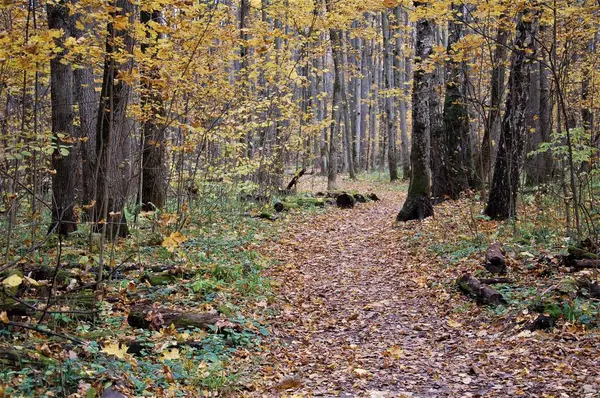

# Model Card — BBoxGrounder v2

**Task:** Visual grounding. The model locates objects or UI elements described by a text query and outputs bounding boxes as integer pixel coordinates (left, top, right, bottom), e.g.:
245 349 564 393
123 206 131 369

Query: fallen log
479 277 514 285
571 259 600 269
484 242 507 275
577 279 600 298
353 194 367 203
525 314 555 331
285 168 306 191
567 246 599 260
336 193 356 209
141 272 179 286
457 274 506 306
127 306 222 330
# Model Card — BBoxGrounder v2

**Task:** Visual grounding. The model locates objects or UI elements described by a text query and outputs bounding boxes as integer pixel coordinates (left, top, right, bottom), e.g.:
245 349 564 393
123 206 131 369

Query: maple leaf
162 232 187 253
161 348 180 362
2 274 22 288
101 341 128 359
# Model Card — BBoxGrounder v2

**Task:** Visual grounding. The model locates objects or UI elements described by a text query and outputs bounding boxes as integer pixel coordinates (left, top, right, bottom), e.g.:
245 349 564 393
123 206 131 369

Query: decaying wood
526 314 555 331
577 279 600 298
479 277 513 285
336 193 356 208
285 168 307 191
457 274 505 306
567 246 599 260
484 242 507 274
354 194 367 203
127 306 222 330
571 259 600 269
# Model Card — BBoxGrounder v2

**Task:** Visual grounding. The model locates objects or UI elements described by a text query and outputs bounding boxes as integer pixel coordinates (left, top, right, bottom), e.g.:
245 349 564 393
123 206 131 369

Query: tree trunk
72 10 98 216
397 2 434 222
48 1 78 235
433 3 472 199
382 10 399 181
395 6 410 181
479 26 508 188
327 26 342 191
95 0 134 238
485 11 537 220
140 9 167 212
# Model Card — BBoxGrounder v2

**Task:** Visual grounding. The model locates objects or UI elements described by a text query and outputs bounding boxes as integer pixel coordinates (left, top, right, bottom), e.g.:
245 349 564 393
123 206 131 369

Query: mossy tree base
396 194 433 222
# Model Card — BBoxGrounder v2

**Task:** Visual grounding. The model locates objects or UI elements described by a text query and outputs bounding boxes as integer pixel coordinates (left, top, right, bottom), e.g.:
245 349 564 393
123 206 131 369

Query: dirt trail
251 182 599 397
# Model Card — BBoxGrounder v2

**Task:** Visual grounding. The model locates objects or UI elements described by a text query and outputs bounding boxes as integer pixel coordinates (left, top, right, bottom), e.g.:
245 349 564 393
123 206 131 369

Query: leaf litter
244 179 600 397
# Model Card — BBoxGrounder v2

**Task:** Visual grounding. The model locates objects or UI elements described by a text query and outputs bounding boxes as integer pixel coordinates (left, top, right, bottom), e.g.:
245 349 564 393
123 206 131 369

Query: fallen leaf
353 368 371 378
101 341 128 359
2 274 22 288
161 348 180 361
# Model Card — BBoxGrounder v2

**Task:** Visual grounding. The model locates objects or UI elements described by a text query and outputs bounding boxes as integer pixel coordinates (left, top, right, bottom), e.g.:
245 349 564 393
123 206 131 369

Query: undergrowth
0 182 278 396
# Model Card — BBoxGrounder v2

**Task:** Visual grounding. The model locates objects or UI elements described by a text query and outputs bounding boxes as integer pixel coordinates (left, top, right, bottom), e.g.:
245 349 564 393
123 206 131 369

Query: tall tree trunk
397 1 434 221
72 8 98 215
382 10 398 181
395 6 410 180
95 0 134 238
429 25 446 197
48 0 78 235
479 25 508 188
327 25 342 191
341 33 356 179
432 3 472 199
485 10 538 220
140 9 167 211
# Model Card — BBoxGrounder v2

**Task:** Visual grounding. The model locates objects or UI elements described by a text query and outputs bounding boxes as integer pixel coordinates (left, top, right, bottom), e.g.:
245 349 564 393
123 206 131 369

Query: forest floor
245 177 600 397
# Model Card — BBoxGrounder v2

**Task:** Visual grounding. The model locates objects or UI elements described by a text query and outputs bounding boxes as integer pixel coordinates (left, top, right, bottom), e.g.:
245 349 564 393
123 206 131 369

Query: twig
4 321 85 345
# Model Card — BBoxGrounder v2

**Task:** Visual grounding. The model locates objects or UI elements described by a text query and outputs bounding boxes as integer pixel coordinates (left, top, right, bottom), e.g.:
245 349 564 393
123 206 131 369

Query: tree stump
484 242 507 274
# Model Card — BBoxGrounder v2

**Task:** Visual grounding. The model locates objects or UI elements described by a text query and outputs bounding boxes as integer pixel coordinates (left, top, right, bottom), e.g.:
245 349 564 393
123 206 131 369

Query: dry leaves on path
244 179 600 397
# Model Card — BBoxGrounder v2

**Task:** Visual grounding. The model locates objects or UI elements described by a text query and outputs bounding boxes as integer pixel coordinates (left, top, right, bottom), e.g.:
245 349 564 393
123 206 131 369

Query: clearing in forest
247 178 599 397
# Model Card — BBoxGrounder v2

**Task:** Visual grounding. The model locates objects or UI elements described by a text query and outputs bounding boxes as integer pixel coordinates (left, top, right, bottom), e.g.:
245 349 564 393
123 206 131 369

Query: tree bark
140 9 167 212
432 3 472 199
395 6 411 180
71 9 98 216
48 1 78 235
478 25 508 188
95 0 134 238
485 10 538 220
327 12 342 191
382 10 399 181
397 1 434 221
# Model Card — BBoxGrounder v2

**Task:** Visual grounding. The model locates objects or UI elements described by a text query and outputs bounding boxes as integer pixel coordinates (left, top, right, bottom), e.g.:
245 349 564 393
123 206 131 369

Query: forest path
249 179 598 397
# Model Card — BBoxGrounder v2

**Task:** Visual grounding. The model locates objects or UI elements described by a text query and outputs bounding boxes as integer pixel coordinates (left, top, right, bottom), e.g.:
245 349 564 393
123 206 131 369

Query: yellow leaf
386 345 403 359
23 276 40 286
162 232 187 253
353 368 371 378
0 311 9 324
161 348 180 362
447 319 462 328
2 274 22 288
101 341 128 359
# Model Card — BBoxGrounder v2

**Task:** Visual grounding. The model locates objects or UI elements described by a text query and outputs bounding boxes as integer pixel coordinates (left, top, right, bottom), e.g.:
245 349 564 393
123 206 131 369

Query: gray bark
397 1 434 221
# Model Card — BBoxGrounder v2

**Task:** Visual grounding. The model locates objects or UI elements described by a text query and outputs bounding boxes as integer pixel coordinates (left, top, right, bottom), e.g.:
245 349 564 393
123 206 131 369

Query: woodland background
0 0 599 395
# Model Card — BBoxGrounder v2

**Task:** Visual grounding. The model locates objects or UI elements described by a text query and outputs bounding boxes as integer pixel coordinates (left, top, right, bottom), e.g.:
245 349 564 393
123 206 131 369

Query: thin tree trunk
382 10 398 181
140 9 167 211
479 25 508 188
